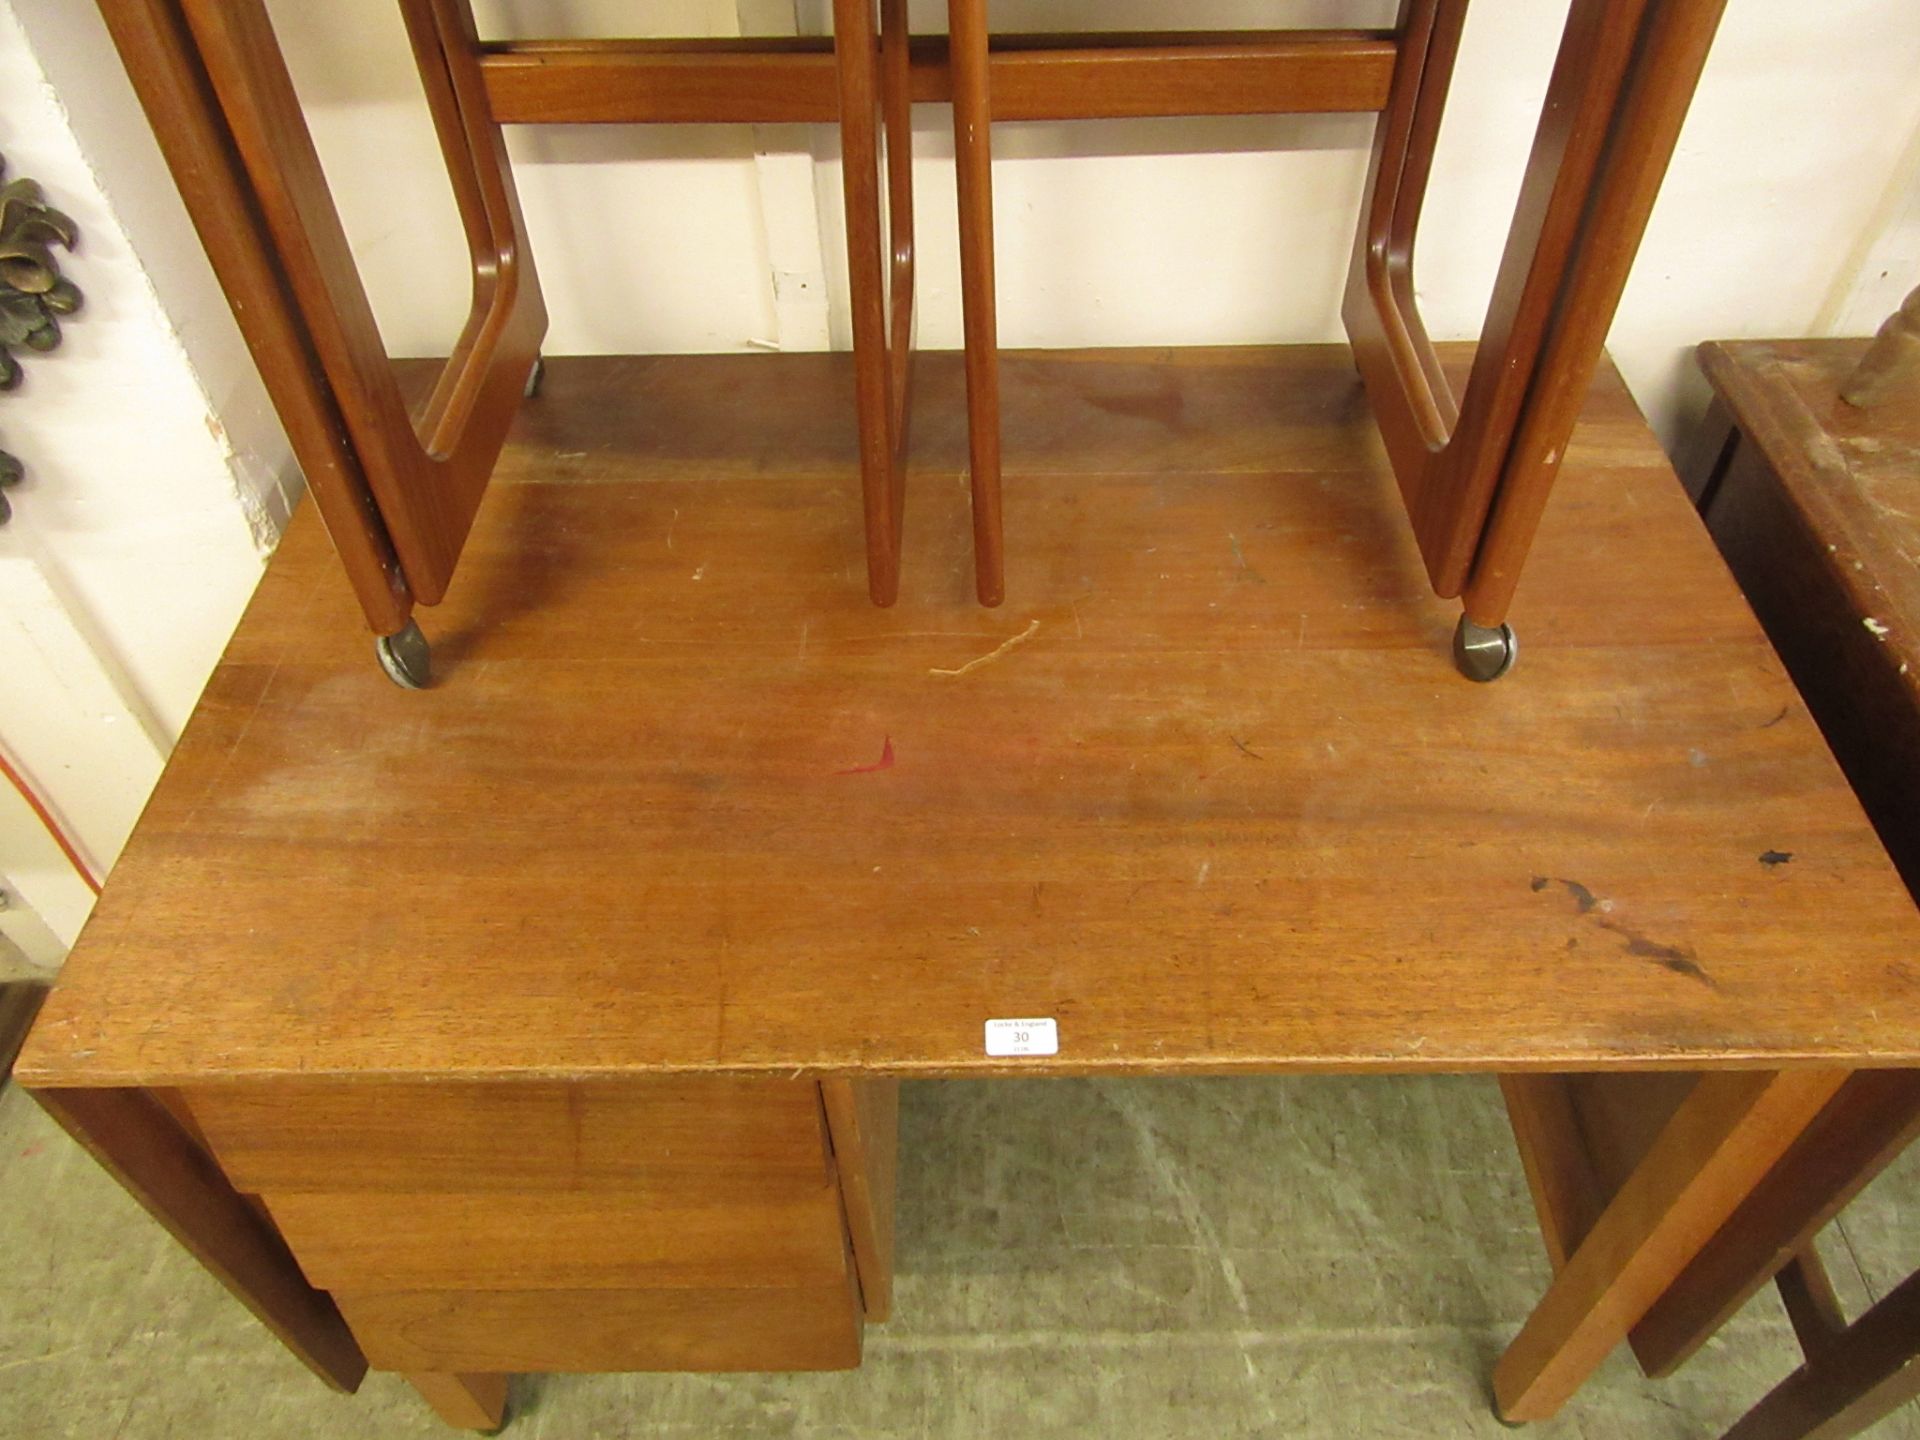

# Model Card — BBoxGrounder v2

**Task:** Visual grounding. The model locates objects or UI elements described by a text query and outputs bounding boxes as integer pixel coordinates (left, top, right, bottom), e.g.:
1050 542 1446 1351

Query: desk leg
822 1077 900 1322
1632 1071 1920 1377
406 1371 509 1430
1494 1069 1846 1423
31 1085 367 1392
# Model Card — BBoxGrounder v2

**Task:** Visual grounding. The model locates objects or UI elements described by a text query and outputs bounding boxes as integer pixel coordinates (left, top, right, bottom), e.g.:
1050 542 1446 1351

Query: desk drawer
337 1281 862 1373
262 1181 851 1292
182 1077 830 1196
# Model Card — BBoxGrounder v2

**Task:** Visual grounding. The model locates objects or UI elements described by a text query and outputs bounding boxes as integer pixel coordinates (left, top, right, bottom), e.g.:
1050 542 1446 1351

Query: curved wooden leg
948 0 1004 607
1348 0 1727 632
175 0 545 607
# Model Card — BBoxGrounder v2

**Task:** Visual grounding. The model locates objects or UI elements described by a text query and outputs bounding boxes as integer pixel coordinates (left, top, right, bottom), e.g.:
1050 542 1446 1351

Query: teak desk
23 0 1920 1433
19 347 1920 1430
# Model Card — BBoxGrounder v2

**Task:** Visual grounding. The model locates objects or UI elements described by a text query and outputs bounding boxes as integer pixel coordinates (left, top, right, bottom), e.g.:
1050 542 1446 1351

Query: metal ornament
0 151 83 523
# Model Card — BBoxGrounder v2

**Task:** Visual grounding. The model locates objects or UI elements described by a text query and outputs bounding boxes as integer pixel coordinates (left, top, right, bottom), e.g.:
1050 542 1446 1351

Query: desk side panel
30 1085 367 1391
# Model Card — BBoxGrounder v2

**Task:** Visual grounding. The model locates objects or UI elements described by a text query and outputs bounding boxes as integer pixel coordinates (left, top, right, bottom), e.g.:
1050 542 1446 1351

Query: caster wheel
375 621 431 690
1453 615 1517 683
523 355 546 400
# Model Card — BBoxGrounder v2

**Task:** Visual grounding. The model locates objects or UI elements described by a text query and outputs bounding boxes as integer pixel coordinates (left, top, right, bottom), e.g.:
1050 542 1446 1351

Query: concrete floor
1 1075 1914 1439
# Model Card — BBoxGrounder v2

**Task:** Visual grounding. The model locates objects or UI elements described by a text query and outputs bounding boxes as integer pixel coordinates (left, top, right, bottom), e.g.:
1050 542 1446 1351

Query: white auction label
984 1018 1058 1057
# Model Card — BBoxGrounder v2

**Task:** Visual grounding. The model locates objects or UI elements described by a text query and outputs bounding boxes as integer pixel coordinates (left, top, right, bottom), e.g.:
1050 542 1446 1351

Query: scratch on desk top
930 619 1041 678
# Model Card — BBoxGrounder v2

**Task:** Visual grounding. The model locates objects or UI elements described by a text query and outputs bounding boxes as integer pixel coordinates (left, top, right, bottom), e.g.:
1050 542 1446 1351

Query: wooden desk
19 347 1920 1429
1673 336 1920 1440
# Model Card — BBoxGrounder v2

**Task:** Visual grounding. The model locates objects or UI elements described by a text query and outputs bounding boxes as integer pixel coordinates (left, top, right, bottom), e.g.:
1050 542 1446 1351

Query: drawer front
338 1281 862 1373
182 1077 830 1196
262 1181 852 1292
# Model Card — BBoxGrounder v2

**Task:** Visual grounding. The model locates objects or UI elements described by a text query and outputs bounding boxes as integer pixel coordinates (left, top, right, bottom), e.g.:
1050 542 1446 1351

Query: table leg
1494 1069 1847 1423
948 0 1003 607
1721 1266 1920 1440
822 1076 900 1322
834 0 914 606
1632 1071 1920 1377
406 1371 509 1430
32 1086 367 1392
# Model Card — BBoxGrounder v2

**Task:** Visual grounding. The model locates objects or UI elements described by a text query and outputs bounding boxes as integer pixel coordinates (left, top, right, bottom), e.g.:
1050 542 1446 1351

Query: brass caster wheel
375 621 431 690
1453 615 1517 683
523 355 545 400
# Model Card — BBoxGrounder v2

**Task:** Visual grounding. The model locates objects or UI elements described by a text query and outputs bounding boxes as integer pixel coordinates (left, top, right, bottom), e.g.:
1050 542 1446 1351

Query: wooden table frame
99 1 1726 673
67 3 1865 1433
24 334 1920 1430
28 998 1868 1426
944 0 1728 652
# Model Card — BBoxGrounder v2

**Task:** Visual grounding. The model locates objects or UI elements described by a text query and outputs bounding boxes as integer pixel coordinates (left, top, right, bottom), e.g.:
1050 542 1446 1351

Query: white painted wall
1 0 1917 966
0 1 291 961
282 0 1920 449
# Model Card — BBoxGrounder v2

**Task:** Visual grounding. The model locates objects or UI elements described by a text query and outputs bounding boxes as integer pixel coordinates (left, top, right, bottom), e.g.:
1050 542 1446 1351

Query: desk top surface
23 347 1920 1088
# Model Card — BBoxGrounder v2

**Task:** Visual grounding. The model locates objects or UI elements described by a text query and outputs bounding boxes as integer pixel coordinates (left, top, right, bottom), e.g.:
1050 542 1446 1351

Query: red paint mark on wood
836 737 895 776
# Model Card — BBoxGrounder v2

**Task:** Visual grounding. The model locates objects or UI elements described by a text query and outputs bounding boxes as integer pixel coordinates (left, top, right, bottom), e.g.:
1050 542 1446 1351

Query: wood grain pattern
478 32 1399 125
1494 1068 1848 1422
342 1281 863 1373
18 348 1920 1092
1624 338 1920 1385
181 1078 830 1195
33 1087 367 1392
261 1181 851 1292
822 1077 899 1321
